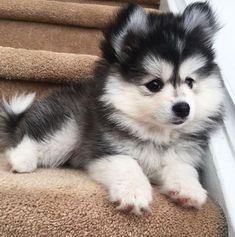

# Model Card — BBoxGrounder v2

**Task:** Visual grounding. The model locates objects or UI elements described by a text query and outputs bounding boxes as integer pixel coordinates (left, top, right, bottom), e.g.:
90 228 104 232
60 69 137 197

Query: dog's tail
0 93 36 150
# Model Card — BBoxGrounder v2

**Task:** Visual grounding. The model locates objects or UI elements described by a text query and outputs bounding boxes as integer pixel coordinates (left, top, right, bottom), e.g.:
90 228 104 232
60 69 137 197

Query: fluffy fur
0 2 224 214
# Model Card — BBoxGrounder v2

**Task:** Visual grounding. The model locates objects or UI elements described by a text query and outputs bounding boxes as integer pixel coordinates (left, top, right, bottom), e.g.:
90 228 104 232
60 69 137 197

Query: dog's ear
182 2 219 43
101 4 148 63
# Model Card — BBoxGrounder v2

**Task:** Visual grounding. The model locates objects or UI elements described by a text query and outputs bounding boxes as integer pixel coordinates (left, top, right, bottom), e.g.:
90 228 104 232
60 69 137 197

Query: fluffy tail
0 93 36 150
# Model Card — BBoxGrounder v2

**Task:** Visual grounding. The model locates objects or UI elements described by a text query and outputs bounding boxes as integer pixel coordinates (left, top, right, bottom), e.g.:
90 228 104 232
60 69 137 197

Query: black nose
172 102 190 118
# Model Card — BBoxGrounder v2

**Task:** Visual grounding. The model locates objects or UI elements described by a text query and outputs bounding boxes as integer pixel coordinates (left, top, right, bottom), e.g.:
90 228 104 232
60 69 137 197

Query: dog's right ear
182 2 219 44
101 4 149 64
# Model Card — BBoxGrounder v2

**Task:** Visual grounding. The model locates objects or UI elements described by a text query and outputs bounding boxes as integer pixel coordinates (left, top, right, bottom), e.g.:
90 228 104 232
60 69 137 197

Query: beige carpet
0 157 227 237
0 47 99 83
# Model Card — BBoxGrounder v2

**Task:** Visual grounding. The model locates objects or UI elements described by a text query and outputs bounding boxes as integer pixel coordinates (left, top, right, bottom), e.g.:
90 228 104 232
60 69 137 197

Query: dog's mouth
172 120 185 125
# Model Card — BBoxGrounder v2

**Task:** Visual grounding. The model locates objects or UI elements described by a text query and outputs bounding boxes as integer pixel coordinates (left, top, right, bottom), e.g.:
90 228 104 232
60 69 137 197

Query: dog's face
101 3 224 131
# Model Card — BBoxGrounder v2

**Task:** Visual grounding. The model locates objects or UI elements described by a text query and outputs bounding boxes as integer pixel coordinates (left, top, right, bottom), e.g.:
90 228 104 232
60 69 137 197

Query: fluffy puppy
0 2 224 214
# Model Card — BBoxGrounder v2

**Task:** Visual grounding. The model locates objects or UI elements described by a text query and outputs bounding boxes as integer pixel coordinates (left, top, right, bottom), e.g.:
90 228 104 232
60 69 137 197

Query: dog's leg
157 150 207 209
6 136 38 173
87 155 152 215
6 118 78 173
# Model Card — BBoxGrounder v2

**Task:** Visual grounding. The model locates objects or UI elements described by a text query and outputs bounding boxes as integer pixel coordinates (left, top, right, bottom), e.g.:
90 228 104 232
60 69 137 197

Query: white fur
113 6 148 55
87 155 152 215
6 136 38 173
179 55 207 80
98 135 206 209
107 112 176 144
101 75 195 129
104 129 202 178
101 75 176 142
3 93 35 115
156 149 207 208
181 73 224 134
104 133 162 176
143 55 174 82
37 118 78 168
6 119 78 172
194 74 224 119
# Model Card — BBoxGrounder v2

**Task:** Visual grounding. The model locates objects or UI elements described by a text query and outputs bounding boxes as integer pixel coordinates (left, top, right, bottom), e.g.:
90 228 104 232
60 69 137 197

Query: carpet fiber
0 158 227 237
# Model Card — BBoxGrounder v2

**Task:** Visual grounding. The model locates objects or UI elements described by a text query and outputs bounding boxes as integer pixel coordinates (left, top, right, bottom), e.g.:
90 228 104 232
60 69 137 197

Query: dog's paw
109 180 152 215
160 179 207 209
9 157 37 173
6 150 37 173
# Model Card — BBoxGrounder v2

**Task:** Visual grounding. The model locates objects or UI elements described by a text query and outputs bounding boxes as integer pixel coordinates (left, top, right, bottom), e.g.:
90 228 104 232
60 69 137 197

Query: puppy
0 2 224 214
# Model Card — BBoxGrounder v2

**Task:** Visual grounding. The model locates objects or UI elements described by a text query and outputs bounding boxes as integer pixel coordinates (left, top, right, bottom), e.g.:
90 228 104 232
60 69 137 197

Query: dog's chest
131 142 164 175
113 137 166 176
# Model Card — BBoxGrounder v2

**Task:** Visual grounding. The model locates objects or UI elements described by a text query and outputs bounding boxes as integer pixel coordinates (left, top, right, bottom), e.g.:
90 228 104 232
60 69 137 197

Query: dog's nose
172 102 190 118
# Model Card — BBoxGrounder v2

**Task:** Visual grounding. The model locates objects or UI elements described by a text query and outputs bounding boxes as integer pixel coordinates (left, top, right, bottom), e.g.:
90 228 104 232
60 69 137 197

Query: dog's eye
185 77 195 89
145 79 163 92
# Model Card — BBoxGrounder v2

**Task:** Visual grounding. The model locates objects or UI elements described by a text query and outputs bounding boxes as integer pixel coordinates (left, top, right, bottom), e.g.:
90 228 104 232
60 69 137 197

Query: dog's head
101 2 224 134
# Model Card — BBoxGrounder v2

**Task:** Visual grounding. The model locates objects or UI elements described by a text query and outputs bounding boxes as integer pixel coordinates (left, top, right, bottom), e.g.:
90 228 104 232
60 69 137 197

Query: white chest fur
109 136 165 177
129 141 163 176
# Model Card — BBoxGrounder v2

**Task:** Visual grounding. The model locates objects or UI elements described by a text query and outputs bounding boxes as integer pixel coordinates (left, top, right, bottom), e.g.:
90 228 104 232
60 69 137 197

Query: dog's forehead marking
179 55 207 79
143 54 174 82
176 37 186 53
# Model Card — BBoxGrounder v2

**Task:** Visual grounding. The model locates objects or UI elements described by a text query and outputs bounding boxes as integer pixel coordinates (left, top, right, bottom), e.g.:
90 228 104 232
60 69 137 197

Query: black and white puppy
0 2 224 214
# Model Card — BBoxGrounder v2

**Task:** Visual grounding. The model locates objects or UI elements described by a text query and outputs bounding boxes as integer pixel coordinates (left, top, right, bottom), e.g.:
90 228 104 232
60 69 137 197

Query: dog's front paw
160 178 207 209
109 180 152 215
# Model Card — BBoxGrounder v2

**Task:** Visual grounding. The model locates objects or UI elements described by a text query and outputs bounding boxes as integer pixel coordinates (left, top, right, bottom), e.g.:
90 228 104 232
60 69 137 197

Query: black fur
0 104 25 149
101 2 219 88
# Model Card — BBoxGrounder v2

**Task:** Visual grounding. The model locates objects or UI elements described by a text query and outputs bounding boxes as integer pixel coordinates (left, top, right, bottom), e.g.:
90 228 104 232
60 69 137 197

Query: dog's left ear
101 4 149 63
182 2 219 42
